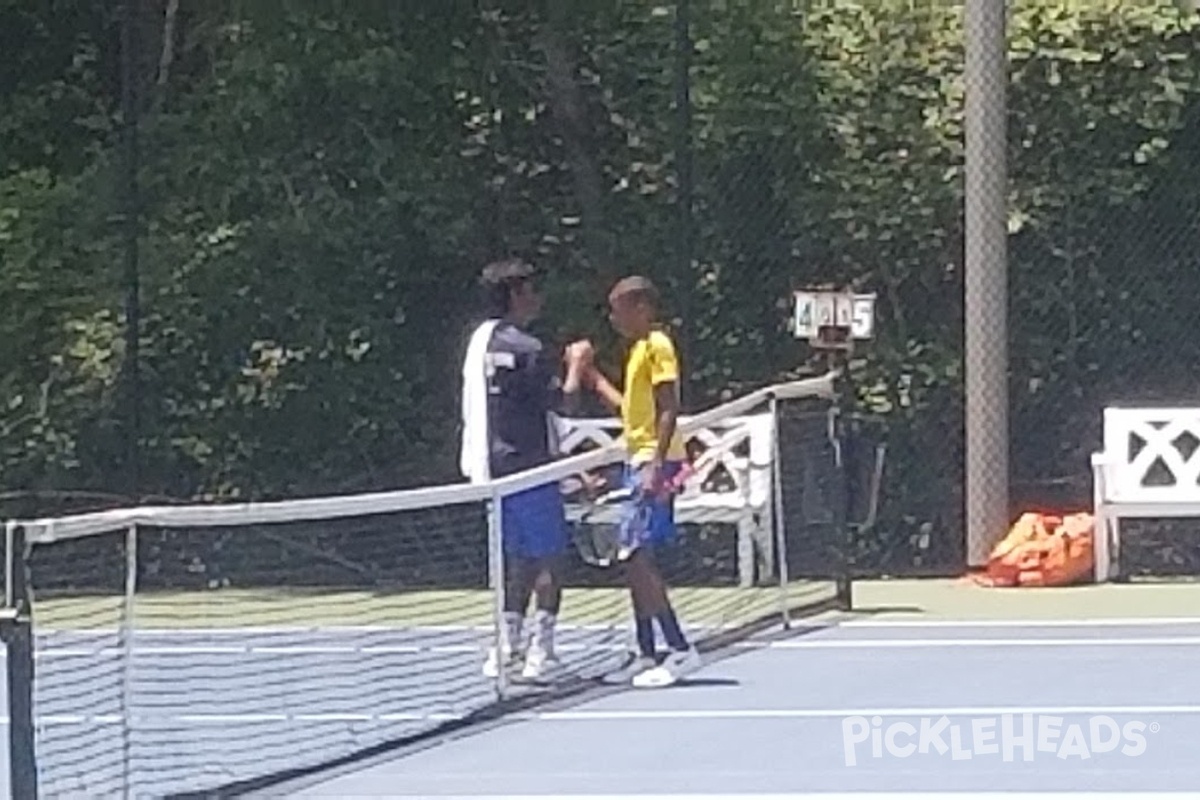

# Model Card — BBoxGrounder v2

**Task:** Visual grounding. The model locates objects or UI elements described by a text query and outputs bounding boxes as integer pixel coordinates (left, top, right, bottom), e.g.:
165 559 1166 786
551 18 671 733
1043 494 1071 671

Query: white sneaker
519 611 565 682
631 646 701 689
483 612 526 678
519 645 564 682
602 652 658 685
482 646 522 678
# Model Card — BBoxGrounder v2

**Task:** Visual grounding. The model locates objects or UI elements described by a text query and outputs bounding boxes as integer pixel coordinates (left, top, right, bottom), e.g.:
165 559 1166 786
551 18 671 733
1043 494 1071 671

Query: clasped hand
564 339 596 381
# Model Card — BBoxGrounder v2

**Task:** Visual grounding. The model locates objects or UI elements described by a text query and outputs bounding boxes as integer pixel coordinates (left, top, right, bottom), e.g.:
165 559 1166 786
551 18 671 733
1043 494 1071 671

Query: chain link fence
2 2 1200 579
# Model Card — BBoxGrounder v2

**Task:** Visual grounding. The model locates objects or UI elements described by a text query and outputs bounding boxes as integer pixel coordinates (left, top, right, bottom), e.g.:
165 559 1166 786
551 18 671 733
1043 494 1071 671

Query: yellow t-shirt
621 329 687 464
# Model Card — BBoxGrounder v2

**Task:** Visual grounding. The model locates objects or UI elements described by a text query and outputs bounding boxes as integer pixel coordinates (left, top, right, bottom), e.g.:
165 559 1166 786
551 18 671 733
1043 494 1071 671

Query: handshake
563 339 600 388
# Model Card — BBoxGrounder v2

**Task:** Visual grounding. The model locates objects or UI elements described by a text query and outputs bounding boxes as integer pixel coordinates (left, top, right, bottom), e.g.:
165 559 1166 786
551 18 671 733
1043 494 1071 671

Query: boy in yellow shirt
582 275 702 688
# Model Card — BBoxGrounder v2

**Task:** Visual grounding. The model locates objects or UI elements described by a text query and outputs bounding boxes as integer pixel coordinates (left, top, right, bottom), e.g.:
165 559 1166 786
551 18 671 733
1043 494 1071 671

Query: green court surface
845 577 1200 621
29 577 1200 632
29 581 839 631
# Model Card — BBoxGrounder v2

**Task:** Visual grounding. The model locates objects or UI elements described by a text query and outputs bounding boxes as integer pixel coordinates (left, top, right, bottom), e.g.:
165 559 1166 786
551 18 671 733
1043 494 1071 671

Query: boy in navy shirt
461 259 590 681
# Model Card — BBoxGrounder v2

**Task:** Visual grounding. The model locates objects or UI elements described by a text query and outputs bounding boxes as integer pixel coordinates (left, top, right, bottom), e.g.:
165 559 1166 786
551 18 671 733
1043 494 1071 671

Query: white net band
19 373 836 544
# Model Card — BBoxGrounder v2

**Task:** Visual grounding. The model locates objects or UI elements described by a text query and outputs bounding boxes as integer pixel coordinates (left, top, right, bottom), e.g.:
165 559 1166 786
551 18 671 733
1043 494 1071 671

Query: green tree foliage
2 0 1198 573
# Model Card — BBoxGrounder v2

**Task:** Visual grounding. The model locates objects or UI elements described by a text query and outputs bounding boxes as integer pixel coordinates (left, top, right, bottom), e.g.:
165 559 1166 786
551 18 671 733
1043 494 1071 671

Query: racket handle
660 463 694 496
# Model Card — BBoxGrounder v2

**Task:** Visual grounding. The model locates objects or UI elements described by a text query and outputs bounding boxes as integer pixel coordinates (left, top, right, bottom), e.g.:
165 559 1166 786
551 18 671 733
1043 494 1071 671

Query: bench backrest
556 412 774 509
1101 407 1200 502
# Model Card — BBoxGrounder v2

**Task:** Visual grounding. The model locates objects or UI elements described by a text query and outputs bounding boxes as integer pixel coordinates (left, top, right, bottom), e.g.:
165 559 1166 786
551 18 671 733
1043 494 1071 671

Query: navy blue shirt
485 322 564 477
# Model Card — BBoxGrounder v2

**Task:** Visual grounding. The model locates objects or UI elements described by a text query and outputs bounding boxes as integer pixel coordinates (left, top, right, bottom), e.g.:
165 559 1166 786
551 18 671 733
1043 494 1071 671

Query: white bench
556 413 776 587
1090 407 1200 582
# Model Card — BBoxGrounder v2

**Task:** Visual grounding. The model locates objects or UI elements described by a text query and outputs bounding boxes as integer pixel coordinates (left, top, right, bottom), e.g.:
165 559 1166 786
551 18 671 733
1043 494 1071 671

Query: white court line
34 623 714 636
36 624 500 635
841 617 1200 628
23 634 1200 658
34 617 1200 637
534 704 1200 721
437 796 1200 800
735 636 1200 649
22 642 632 658
6 704 1200 726
23 633 1200 662
426 795 1199 800
2 711 474 725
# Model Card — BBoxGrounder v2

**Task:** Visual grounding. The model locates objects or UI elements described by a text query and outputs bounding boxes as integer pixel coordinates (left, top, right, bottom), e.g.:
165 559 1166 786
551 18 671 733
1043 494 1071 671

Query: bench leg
737 516 755 588
1094 512 1114 583
754 510 774 580
1110 517 1122 582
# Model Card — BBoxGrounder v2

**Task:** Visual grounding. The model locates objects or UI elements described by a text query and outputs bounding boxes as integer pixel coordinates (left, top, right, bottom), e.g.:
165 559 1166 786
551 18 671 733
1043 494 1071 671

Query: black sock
656 608 688 651
635 617 655 658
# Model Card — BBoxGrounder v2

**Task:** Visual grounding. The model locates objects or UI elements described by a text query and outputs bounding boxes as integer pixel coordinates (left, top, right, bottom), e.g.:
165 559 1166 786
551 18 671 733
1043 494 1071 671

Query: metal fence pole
119 0 143 498
674 0 696 409
769 395 792 630
828 400 852 611
4 524 38 799
964 0 1010 566
122 524 138 799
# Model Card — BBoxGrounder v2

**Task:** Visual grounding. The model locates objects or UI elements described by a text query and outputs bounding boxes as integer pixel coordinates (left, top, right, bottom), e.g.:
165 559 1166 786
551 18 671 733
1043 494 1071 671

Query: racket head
571 523 620 567
568 482 629 568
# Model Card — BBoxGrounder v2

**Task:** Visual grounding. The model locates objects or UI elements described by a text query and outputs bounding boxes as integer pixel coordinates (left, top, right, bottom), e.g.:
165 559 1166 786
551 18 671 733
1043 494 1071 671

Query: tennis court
0 374 864 797
246 580 1200 798
0 581 838 798
2 376 1196 798
5 579 1199 797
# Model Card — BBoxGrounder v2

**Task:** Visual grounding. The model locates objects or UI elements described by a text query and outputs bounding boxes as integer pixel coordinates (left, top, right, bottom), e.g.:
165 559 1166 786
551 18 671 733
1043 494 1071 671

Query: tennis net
2 371 852 798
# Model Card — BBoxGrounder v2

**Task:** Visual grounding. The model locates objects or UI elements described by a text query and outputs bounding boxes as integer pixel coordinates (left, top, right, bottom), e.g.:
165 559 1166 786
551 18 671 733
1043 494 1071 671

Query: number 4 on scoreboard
793 292 816 339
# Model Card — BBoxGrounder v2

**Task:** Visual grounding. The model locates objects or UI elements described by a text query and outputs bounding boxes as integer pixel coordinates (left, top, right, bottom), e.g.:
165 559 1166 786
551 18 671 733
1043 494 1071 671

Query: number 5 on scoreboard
851 294 876 339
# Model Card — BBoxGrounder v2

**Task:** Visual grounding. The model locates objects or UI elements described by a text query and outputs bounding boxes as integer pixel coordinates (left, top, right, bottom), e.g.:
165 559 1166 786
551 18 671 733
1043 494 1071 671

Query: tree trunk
537 7 616 288
154 0 180 108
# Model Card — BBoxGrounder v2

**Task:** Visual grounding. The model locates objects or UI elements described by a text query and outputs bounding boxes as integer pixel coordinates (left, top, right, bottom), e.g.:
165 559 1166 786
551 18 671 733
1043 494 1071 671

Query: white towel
460 319 500 484
460 319 571 483
547 410 567 458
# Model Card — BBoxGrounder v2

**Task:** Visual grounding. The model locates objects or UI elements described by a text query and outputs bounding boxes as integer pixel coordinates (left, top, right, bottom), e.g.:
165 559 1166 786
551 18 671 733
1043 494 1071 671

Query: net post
768 394 792 630
793 287 871 611
4 523 39 799
5 519 14 609
486 491 508 700
121 522 138 799
828 362 853 612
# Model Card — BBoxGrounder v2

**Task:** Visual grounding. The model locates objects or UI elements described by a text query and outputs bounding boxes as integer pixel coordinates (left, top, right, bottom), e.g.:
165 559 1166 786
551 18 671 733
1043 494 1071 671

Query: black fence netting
4 4 1200 618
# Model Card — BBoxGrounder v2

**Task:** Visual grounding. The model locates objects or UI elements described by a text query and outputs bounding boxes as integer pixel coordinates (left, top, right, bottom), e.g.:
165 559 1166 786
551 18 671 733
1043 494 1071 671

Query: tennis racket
563 425 746 567
564 472 628 567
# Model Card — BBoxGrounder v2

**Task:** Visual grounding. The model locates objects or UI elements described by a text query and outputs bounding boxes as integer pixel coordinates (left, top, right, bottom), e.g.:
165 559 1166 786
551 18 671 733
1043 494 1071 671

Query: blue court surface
4 614 1200 797
256 617 1200 798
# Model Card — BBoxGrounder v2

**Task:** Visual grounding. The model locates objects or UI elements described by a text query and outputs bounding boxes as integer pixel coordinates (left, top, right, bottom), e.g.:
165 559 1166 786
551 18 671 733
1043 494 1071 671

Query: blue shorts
617 460 684 556
501 483 567 560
